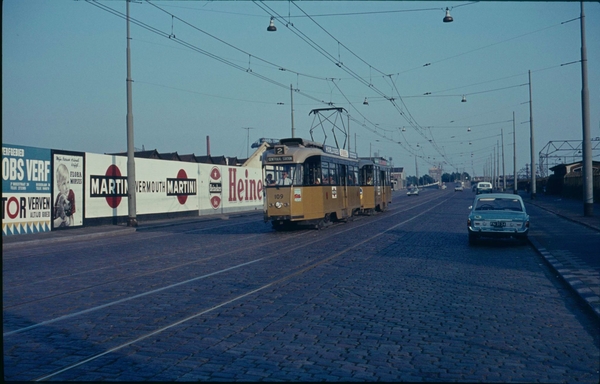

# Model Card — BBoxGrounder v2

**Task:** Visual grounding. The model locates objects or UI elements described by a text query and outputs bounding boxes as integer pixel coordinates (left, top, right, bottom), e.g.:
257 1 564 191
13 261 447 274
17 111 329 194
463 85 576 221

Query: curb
2 227 137 251
529 237 600 320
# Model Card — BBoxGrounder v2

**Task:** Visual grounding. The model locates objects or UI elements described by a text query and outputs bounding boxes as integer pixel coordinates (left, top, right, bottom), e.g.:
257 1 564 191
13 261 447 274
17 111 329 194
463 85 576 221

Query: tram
359 157 392 215
262 137 361 230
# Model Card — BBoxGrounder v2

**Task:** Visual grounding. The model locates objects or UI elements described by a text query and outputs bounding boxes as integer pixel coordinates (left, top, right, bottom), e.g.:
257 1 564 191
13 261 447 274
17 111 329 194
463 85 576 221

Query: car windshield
475 197 523 212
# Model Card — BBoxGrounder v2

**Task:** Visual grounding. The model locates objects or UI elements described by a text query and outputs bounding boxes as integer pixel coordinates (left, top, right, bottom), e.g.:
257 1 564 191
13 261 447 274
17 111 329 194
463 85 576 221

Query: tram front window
269 165 302 186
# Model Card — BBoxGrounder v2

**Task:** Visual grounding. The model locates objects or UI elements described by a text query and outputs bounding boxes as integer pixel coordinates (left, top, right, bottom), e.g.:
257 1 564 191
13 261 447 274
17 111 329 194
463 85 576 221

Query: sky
3 1 599 178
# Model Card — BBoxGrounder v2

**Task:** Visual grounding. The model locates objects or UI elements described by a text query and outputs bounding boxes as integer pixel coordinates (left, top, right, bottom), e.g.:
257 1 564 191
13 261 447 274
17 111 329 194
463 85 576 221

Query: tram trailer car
262 138 361 230
358 157 393 215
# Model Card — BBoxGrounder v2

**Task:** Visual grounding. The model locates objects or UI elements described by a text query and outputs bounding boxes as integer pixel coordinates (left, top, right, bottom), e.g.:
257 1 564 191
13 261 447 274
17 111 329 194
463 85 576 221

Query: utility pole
580 2 593 216
513 112 517 194
242 127 254 158
501 128 506 191
290 84 295 138
126 0 137 227
347 115 350 151
529 70 536 199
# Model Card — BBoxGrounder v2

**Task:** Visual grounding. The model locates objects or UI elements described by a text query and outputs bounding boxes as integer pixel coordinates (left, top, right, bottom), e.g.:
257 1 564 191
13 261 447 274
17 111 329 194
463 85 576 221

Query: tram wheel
272 221 287 231
317 213 332 230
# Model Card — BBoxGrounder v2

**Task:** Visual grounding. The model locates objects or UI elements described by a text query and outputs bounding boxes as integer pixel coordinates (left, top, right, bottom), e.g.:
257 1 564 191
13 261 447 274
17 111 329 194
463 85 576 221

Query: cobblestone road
3 189 599 382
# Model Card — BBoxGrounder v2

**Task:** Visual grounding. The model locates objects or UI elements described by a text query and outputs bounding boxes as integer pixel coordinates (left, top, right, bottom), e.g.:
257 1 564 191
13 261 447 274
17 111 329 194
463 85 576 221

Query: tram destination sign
323 145 358 159
267 156 293 162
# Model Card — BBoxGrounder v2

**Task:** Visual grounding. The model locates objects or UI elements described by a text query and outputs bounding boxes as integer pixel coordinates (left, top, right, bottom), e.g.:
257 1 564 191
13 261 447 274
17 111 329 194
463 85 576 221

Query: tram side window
338 164 348 186
322 162 330 185
340 164 349 186
362 165 374 185
381 169 389 186
329 164 338 185
264 166 276 186
352 166 359 186
304 159 322 185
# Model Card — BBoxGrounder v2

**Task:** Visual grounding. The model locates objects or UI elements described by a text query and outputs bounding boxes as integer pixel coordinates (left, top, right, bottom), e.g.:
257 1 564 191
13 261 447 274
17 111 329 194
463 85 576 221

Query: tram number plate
490 221 506 228
274 194 284 199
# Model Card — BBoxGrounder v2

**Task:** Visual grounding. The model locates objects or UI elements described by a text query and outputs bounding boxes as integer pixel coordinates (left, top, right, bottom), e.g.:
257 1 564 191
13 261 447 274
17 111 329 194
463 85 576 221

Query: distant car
454 184 464 192
476 182 493 194
407 187 419 196
467 193 529 245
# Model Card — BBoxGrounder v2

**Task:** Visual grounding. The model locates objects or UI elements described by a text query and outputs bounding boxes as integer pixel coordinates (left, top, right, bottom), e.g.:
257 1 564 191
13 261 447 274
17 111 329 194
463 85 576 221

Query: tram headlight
275 202 282 209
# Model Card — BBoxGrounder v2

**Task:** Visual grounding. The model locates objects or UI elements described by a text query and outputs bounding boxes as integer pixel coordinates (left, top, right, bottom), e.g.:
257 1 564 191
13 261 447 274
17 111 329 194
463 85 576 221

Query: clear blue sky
3 1 599 178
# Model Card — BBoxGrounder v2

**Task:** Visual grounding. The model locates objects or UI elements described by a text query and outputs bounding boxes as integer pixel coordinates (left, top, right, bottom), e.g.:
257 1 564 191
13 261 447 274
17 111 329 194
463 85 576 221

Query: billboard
52 150 85 229
2 144 52 235
198 165 264 215
3 146 264 235
85 153 200 218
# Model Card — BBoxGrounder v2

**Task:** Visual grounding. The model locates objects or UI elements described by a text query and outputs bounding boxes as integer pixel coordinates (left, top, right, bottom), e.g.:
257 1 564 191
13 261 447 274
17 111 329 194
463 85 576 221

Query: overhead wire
87 0 333 107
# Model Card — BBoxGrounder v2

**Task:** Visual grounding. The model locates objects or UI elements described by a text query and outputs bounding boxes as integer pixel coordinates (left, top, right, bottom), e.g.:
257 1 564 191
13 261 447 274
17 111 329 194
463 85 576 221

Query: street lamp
443 7 454 23
267 17 277 32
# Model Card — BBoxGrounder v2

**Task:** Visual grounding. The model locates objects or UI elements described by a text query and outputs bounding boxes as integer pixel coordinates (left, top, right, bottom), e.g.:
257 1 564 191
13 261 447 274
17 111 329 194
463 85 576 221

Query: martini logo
90 165 127 208
209 166 222 209
166 169 197 205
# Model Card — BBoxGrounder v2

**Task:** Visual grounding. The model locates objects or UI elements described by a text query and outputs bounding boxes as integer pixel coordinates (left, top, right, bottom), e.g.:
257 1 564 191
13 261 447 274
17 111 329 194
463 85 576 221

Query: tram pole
126 0 137 227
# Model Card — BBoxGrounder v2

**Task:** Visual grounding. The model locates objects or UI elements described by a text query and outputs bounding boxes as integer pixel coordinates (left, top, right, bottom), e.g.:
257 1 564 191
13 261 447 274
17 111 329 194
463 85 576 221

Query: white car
455 185 464 192
476 182 493 194
407 188 419 196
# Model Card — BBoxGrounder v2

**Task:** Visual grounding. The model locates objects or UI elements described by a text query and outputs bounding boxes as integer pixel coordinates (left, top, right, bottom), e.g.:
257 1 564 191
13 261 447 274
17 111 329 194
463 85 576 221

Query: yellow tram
359 157 392 215
263 138 361 229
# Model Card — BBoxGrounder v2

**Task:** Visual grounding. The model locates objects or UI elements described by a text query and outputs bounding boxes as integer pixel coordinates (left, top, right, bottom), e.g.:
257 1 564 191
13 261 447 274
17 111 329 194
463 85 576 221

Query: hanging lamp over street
267 17 277 32
443 7 454 23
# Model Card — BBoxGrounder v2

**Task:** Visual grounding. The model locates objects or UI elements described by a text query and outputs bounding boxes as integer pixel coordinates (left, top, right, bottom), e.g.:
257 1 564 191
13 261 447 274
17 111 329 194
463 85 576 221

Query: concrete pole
513 112 517 194
501 128 506 191
529 70 536 199
126 0 137 227
347 115 351 151
580 2 593 216
290 84 295 138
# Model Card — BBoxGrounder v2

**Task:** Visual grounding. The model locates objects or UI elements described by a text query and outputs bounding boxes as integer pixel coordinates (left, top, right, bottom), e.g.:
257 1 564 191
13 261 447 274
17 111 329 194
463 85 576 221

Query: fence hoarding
2 144 52 235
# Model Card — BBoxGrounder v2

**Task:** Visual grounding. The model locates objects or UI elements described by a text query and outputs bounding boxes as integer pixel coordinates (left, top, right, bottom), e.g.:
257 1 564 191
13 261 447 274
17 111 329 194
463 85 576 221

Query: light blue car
467 193 529 244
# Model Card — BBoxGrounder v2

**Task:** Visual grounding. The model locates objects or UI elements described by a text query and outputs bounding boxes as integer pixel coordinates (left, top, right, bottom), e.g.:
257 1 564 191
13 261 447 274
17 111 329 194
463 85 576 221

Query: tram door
380 168 390 209
339 164 348 215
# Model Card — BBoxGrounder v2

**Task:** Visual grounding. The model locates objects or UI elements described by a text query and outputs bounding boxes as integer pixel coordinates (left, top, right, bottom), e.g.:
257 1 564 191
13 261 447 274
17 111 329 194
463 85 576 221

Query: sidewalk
519 191 600 319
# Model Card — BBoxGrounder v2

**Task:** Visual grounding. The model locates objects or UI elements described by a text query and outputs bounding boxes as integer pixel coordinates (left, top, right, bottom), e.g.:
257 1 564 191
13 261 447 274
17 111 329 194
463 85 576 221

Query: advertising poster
2 144 52 235
198 164 264 215
85 153 129 219
85 153 200 219
52 150 85 229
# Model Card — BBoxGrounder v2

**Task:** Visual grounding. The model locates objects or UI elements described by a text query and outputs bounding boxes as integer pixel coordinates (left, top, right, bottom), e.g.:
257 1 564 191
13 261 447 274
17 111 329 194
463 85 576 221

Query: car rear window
475 198 523 211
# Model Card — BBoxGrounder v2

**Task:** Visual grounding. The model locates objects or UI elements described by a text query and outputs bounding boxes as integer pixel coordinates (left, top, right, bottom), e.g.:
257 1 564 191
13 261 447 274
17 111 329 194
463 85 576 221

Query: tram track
3 191 453 381
4 191 450 315
1 213 266 260
28 191 454 381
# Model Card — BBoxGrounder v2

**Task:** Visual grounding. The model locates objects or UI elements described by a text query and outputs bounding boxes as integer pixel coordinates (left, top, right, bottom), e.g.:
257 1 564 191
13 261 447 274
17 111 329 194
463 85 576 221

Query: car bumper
468 226 528 238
